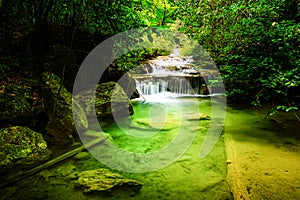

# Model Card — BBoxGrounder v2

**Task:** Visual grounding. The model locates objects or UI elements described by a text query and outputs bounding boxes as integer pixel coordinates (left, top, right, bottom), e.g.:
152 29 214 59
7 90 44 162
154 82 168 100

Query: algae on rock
75 81 134 125
0 126 51 170
42 71 88 145
75 168 142 193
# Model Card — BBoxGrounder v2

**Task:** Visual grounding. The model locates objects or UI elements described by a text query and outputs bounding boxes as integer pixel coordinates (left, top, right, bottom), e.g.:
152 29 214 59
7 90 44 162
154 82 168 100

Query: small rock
39 170 56 182
186 114 211 121
56 162 77 177
226 160 233 165
75 168 142 193
199 114 211 120
74 151 91 161
130 118 180 131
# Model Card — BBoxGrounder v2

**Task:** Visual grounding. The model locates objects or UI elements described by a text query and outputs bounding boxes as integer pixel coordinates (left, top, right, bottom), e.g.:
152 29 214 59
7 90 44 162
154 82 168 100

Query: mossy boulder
100 66 139 99
75 82 133 124
42 72 88 145
75 168 142 193
0 126 51 170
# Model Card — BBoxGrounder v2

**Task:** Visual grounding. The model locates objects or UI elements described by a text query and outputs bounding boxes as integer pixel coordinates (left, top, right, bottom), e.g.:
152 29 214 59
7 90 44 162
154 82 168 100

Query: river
1 50 300 200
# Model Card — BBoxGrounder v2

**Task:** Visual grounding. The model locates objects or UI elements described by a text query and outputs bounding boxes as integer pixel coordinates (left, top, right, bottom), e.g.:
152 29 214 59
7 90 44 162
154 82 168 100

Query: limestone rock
42 72 88 145
75 82 133 124
75 168 142 193
0 126 51 170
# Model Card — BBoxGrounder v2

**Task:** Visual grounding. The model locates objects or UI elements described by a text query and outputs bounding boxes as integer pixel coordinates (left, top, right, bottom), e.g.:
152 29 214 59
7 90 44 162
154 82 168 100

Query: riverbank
224 107 300 199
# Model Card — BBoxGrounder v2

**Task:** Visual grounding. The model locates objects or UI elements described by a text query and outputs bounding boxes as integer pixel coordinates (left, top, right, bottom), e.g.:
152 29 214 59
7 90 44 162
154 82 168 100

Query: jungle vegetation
0 0 299 117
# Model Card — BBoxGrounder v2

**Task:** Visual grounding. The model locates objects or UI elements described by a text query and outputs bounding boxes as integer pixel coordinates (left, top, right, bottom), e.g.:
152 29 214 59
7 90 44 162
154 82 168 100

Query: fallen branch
0 135 107 188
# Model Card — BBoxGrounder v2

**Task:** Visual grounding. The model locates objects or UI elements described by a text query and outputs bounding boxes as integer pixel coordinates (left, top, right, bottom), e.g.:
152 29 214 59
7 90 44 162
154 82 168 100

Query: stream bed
1 97 300 200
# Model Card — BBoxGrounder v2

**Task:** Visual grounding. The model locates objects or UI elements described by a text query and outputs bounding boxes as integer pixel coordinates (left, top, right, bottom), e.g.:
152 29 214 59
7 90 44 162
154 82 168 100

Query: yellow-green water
2 98 300 200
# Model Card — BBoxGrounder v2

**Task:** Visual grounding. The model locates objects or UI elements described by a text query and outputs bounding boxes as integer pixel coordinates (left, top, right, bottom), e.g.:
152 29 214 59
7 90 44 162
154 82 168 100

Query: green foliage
173 0 300 114
134 0 177 27
114 48 170 71
1 0 299 116
0 0 177 70
0 63 10 78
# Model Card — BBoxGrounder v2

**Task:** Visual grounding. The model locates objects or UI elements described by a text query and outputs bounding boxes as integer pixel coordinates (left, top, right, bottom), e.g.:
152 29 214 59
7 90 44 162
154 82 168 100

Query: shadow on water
226 106 300 146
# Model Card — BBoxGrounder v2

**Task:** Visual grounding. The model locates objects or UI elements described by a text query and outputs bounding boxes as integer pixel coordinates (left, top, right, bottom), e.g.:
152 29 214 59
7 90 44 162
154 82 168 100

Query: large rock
100 65 139 99
0 126 51 170
75 82 133 124
75 168 142 193
42 72 88 145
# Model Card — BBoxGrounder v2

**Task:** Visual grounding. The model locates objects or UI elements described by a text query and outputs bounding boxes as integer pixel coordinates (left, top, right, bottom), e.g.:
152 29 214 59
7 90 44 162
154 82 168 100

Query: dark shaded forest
1 0 299 111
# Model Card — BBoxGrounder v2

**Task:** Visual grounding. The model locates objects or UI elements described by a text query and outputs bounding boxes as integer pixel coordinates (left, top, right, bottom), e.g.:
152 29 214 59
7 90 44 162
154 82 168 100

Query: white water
132 49 221 98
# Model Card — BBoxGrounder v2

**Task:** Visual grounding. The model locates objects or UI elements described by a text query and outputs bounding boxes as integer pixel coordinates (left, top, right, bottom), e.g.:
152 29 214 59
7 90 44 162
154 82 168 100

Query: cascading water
131 49 220 98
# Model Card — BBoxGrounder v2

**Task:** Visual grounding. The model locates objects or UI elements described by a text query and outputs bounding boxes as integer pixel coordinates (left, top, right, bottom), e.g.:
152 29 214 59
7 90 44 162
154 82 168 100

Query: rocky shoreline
0 70 140 195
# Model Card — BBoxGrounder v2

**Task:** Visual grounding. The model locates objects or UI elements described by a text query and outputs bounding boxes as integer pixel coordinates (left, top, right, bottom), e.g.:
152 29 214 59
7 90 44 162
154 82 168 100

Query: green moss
0 126 51 168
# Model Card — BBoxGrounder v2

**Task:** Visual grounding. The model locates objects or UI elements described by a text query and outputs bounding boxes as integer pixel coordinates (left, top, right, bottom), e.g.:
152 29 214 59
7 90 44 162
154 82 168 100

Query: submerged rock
186 114 211 121
0 126 51 170
75 82 133 124
73 151 90 161
42 72 88 145
75 168 142 193
130 118 180 131
199 114 211 120
55 162 77 177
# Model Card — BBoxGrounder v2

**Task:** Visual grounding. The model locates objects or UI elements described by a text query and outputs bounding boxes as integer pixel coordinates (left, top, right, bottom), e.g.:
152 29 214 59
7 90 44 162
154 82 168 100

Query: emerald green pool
2 96 299 200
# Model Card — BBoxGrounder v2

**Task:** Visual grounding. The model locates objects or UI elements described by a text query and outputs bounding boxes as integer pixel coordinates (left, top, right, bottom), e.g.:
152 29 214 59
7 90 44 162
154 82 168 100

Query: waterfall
131 49 220 97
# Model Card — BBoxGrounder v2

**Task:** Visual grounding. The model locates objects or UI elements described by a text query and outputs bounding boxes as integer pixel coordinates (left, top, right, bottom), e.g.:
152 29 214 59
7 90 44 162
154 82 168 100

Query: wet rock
42 72 88 145
39 169 56 182
0 126 51 170
183 69 200 75
199 114 211 120
128 64 149 74
75 168 142 193
56 162 77 177
100 66 138 99
187 114 211 121
74 151 90 161
75 82 133 124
